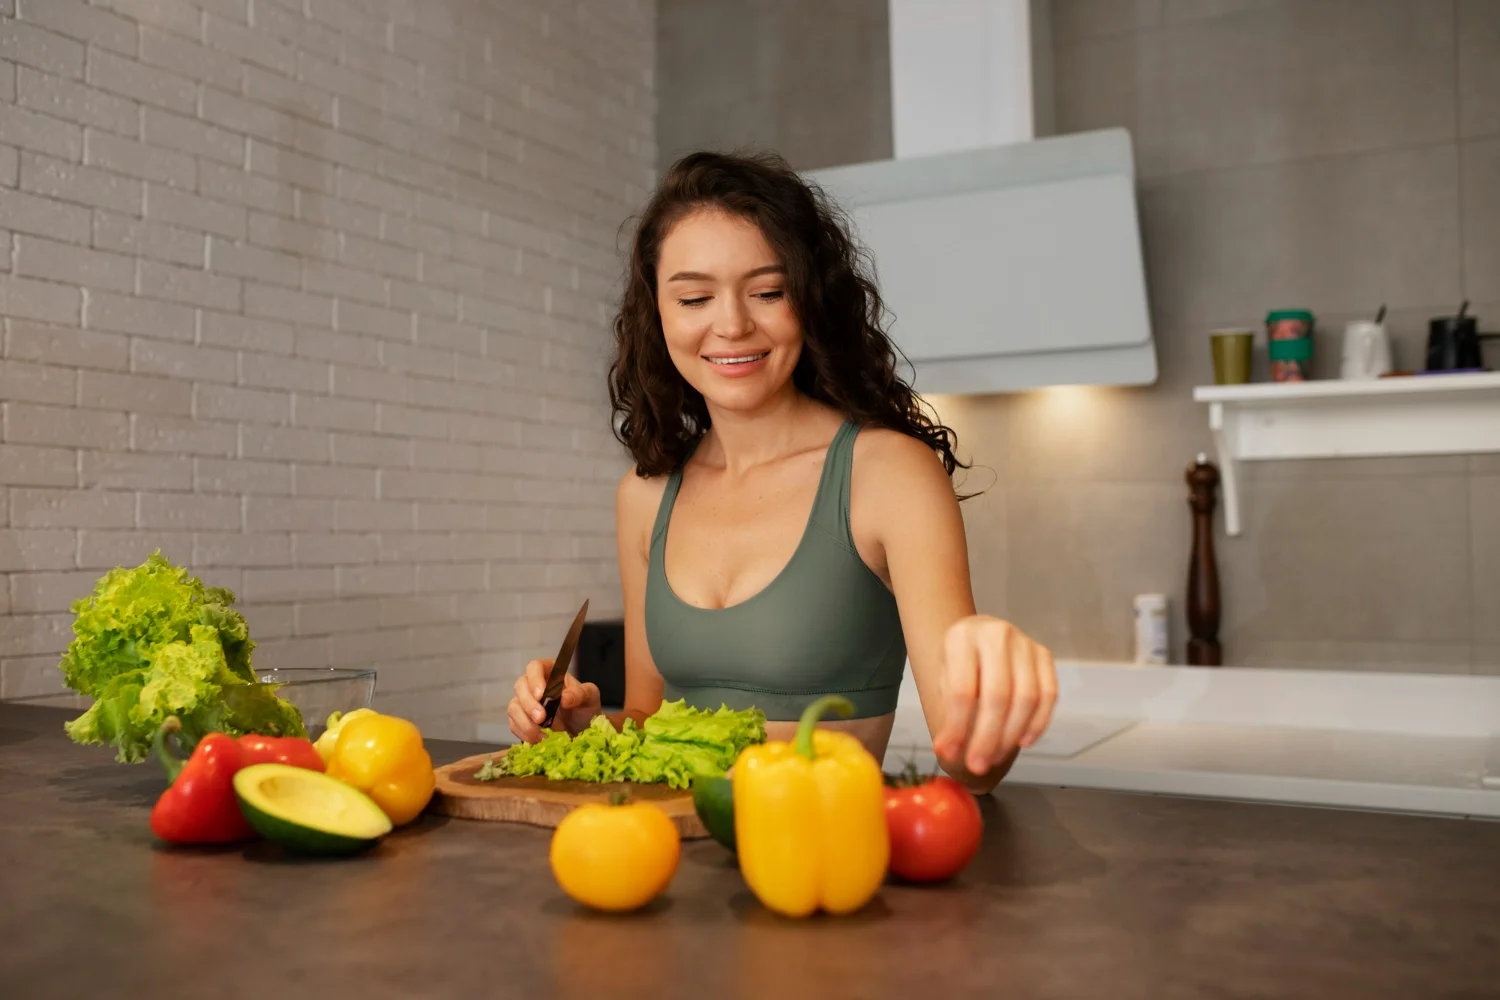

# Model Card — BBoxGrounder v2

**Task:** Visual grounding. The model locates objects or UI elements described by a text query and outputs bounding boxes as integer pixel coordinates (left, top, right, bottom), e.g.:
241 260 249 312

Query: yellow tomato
324 713 435 827
549 799 681 912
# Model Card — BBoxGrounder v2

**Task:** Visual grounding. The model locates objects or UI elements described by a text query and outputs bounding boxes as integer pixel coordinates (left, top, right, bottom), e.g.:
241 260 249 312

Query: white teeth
706 352 768 366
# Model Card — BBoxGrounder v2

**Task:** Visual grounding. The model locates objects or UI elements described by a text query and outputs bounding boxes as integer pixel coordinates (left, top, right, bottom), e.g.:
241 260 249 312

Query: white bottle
1133 594 1168 665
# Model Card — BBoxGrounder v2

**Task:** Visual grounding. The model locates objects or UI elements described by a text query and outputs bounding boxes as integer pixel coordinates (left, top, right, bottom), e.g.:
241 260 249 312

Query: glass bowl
1 690 93 710
2 670 376 740
257 667 377 739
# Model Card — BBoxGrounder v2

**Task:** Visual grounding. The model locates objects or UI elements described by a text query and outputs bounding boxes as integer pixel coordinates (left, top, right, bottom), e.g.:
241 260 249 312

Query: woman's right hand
508 658 602 743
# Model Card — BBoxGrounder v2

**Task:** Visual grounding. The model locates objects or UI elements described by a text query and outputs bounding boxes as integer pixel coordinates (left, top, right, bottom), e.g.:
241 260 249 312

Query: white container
1339 319 1393 379
1133 594 1168 665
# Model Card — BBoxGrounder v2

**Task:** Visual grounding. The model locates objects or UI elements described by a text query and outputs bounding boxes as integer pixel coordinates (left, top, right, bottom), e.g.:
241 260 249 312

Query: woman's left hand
932 615 1057 777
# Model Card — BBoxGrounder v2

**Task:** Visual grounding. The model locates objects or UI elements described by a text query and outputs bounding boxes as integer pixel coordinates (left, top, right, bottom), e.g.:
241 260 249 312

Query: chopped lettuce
58 550 305 763
473 755 505 781
489 700 767 789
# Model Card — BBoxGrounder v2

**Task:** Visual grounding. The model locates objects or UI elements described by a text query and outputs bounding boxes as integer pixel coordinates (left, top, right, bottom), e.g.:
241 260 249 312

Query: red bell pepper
150 719 254 844
149 717 323 845
236 732 325 773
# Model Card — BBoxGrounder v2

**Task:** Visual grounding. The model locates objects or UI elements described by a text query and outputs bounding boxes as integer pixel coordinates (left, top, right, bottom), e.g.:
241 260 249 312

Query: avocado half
234 763 392 855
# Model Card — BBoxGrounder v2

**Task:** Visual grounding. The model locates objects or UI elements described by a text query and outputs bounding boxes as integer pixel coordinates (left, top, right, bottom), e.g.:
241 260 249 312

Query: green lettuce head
58 550 304 763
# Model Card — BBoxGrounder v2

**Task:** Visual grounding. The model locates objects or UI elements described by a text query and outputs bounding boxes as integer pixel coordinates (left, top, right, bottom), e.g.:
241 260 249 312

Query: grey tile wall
1224 474 1472 643
655 0 772 167
1160 0 1287 24
1142 145 1462 323
1163 0 1455 175
1475 644 1500 675
1052 0 1164 44
1004 480 1192 660
1004 385 1213 483
1463 138 1500 302
1053 30 1170 178
937 392 1012 617
656 0 892 172
1459 0 1500 138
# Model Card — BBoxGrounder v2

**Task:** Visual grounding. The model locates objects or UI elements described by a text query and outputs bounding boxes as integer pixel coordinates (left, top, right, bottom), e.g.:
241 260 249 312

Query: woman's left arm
852 430 1057 794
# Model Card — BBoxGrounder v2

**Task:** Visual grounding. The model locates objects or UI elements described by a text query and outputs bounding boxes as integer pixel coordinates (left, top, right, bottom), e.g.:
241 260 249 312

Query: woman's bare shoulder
616 467 670 531
853 426 950 482
851 426 960 518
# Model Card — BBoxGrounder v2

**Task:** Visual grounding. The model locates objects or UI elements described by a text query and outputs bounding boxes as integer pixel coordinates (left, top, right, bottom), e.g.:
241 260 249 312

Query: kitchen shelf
1192 371 1500 536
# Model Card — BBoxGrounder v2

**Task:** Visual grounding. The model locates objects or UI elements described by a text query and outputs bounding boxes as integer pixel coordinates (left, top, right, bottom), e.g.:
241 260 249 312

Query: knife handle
539 696 562 730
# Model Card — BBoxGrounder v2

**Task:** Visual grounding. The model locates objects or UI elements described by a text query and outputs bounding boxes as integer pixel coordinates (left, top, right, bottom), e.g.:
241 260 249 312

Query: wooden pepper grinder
1185 454 1222 666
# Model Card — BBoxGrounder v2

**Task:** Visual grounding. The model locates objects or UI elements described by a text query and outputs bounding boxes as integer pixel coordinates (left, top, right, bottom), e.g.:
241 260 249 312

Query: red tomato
883 774 983 883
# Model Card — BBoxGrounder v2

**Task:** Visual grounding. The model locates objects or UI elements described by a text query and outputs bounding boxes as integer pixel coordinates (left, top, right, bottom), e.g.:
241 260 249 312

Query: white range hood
802 1 1158 396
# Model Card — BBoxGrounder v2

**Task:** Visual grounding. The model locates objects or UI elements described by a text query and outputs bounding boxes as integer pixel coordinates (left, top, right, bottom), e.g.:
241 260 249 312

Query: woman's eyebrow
665 264 785 282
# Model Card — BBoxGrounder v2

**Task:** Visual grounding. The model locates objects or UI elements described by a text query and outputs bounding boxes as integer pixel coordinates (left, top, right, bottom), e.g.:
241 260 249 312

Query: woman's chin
698 383 785 415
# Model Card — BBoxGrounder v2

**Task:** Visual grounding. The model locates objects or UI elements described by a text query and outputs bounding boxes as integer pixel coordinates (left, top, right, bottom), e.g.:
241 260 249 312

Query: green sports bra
644 419 907 721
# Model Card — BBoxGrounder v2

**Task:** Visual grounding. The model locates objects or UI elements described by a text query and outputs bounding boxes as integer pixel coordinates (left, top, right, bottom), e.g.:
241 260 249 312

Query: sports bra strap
650 468 683 546
807 419 859 548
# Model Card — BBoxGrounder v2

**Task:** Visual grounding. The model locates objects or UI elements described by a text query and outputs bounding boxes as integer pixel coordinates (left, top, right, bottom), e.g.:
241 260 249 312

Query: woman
508 151 1056 792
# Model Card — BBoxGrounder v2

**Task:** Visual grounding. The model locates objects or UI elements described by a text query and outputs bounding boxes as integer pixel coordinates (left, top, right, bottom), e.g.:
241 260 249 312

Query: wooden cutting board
429 750 710 839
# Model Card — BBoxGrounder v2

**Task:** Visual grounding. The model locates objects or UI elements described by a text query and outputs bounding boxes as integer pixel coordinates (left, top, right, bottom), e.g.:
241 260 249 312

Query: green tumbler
1210 329 1254 385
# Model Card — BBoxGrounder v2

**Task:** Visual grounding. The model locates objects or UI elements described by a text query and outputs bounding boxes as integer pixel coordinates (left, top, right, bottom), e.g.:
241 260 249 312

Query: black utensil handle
540 697 562 729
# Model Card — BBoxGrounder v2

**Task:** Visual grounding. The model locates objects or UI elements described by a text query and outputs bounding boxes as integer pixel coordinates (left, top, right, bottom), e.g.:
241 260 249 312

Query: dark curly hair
608 149 968 486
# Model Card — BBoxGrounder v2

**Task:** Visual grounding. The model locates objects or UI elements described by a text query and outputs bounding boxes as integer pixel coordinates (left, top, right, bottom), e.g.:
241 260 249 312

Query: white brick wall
0 0 655 738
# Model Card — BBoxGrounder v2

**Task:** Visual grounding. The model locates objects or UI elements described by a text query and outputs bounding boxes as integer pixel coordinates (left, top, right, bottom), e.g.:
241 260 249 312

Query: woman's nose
713 296 753 337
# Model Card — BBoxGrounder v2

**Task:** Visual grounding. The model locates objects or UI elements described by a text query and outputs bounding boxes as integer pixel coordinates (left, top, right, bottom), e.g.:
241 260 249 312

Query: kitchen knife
539 598 589 730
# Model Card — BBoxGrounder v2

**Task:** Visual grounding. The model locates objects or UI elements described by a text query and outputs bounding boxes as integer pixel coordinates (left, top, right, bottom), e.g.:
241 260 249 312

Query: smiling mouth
704 352 769 366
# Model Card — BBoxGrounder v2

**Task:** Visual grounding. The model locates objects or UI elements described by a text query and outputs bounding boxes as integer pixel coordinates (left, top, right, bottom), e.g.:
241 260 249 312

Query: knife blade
539 598 589 729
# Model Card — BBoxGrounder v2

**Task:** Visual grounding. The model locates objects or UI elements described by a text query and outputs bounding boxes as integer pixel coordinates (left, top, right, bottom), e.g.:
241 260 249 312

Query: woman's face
655 208 802 414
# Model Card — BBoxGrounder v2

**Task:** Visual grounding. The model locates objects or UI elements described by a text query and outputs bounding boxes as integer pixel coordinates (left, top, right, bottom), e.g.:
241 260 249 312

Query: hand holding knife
539 599 590 730
507 598 600 743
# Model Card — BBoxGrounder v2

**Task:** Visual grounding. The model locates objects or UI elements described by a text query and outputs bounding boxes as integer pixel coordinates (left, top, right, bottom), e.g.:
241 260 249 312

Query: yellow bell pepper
323 712 435 826
733 695 889 917
314 707 378 764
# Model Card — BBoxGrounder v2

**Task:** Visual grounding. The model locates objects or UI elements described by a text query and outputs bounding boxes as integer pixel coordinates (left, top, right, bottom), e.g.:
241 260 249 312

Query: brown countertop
1 702 1497 999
